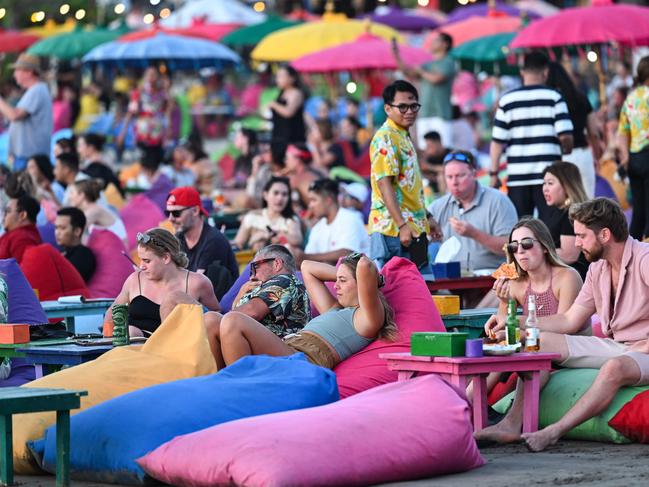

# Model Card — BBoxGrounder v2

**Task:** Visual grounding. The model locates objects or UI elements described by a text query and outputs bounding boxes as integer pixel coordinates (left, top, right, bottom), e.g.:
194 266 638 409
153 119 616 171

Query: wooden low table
16 344 114 378
41 300 114 334
0 387 87 487
380 352 559 433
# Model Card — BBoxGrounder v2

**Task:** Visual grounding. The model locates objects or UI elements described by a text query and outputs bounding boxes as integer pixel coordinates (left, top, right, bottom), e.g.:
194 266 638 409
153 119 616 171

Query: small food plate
482 343 521 356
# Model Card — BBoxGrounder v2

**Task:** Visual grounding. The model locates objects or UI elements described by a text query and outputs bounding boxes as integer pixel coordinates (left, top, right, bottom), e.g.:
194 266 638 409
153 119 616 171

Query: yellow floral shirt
368 118 429 237
619 86 649 153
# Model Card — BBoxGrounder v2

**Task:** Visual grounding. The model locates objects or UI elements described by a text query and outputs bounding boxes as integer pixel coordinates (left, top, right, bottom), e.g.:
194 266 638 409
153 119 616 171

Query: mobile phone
404 234 429 269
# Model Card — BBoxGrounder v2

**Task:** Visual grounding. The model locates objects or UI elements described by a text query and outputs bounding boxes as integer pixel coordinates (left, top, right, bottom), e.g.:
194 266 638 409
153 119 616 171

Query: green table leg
55 410 70 487
0 414 13 486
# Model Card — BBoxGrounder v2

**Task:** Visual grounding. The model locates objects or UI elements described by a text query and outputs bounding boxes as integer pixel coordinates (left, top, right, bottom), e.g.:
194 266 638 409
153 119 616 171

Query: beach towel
12 304 216 474
29 354 338 485
137 374 484 486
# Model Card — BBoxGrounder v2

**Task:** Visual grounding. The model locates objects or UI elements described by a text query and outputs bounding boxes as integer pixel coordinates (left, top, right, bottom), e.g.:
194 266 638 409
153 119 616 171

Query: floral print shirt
368 118 429 237
619 86 649 153
237 273 310 338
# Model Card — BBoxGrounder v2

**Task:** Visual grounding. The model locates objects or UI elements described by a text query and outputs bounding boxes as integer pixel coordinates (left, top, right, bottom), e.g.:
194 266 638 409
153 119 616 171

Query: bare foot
474 420 522 444
521 426 561 452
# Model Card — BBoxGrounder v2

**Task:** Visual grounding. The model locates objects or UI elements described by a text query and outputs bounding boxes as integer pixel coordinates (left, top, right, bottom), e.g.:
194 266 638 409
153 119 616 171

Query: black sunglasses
507 238 539 254
164 207 192 218
250 257 276 275
388 103 421 114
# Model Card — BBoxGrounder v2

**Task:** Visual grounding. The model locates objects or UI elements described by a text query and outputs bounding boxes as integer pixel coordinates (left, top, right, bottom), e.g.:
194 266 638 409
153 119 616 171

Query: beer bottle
525 295 540 352
505 298 519 346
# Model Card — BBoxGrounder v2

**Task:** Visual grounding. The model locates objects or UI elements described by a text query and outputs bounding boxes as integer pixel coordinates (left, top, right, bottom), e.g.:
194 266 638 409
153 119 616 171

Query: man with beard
480 198 649 451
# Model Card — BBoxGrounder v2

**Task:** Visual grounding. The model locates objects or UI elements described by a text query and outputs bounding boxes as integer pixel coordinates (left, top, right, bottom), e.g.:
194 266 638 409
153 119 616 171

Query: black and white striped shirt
492 85 573 187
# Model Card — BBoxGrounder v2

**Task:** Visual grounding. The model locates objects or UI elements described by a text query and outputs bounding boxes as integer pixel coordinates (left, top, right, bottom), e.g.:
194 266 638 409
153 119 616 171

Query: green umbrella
28 23 131 60
451 31 518 75
221 15 301 48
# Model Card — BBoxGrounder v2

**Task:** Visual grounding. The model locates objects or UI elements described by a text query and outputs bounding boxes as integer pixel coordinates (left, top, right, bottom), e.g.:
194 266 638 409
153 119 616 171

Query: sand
13 440 649 486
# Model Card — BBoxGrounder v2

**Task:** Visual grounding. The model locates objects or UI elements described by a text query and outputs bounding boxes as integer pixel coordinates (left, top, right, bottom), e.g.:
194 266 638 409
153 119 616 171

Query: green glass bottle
505 299 519 346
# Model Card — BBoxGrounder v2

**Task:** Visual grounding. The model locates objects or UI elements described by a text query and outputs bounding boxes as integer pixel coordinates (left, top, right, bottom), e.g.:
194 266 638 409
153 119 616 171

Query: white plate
482 343 521 356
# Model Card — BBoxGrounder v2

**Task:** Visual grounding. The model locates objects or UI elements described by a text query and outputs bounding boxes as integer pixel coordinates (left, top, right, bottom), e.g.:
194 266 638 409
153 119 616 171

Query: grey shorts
562 335 649 386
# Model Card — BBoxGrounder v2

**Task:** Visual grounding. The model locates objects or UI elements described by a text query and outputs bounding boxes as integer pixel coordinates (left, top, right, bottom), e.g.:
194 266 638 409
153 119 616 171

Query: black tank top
271 90 306 144
128 271 189 335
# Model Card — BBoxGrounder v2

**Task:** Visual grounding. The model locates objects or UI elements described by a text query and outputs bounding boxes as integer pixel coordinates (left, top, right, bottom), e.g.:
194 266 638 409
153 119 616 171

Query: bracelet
398 222 408 229
489 171 499 176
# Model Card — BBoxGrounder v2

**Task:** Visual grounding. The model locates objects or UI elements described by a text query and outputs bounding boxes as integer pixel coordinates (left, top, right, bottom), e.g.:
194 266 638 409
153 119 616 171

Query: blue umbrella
82 32 240 70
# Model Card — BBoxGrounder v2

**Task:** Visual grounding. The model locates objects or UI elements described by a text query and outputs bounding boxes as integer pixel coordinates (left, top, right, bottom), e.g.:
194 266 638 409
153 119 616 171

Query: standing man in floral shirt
368 80 433 272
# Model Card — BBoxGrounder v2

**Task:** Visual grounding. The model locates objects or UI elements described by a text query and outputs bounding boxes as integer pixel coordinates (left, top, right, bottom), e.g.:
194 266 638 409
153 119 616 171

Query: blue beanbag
29 353 339 485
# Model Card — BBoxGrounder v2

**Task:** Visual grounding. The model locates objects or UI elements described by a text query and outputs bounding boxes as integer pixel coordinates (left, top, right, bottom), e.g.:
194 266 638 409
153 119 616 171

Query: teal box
411 332 468 357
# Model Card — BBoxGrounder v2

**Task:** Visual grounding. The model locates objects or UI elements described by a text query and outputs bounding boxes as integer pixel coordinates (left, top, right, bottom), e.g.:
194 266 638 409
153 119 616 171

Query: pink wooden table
380 352 559 433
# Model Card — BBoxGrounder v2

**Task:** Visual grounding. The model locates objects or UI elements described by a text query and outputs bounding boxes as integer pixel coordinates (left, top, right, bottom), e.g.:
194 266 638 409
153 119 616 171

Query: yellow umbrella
251 12 402 62
25 18 76 38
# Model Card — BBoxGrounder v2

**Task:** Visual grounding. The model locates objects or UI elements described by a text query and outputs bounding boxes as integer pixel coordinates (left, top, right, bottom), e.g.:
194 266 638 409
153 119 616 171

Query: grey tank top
303 307 374 361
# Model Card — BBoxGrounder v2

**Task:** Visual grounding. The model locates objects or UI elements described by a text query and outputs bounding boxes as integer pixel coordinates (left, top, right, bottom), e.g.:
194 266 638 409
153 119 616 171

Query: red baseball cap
166 187 209 217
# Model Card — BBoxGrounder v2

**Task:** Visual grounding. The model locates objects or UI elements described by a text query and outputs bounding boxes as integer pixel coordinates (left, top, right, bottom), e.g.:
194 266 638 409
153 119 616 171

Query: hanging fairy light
31 11 46 23
75 9 86 20
587 50 598 63
160 8 171 18
143 13 155 24
114 3 126 15
60 4 70 15
418 0 430 6
253 1 266 12
0 8 5 20
346 82 358 94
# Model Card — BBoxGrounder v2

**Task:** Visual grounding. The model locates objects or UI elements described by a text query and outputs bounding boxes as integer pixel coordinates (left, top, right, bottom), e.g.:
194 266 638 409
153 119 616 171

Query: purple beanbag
119 194 165 251
138 374 484 486
87 229 132 298
334 256 445 397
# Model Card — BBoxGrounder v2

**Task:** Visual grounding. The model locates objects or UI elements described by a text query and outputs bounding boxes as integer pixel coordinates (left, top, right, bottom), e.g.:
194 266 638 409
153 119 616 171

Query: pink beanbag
334 256 445 397
138 374 484 486
21 244 88 301
87 229 133 298
119 194 165 251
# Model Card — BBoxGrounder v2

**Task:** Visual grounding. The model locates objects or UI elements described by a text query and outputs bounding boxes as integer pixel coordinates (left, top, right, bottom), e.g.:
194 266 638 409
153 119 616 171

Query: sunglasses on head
387 102 421 114
506 238 539 254
443 152 474 167
136 232 161 246
250 257 276 275
164 207 192 218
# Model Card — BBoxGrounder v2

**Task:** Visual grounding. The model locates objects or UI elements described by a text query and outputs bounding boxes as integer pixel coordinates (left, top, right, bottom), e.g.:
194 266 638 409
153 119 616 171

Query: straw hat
11 54 41 74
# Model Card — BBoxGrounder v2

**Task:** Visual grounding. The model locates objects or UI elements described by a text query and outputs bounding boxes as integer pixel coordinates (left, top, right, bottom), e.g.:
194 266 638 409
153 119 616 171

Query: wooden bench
0 387 87 487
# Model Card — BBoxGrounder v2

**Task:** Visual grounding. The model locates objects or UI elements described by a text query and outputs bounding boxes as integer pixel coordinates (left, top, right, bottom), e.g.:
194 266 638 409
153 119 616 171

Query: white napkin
434 236 461 264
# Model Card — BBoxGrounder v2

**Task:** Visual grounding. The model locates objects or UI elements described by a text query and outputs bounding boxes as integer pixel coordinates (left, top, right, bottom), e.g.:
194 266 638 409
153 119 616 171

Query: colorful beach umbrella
514 0 560 18
446 1 540 24
425 16 521 49
0 29 40 54
221 15 301 47
82 32 240 70
451 32 518 75
251 12 402 63
511 3 649 48
359 6 439 33
121 21 240 43
291 33 431 73
160 0 265 28
28 24 131 60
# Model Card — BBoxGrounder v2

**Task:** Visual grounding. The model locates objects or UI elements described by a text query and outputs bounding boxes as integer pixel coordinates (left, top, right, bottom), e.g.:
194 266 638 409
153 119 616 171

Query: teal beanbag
494 369 649 443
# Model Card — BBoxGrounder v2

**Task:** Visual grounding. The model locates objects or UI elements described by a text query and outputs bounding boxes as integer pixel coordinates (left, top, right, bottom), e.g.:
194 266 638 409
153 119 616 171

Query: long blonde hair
340 253 397 342
506 217 569 279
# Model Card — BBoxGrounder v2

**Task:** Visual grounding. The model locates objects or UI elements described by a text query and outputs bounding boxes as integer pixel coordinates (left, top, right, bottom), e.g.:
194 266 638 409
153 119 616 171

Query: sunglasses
388 103 421 114
164 207 192 218
443 152 475 167
506 238 539 254
250 257 276 275
136 232 163 247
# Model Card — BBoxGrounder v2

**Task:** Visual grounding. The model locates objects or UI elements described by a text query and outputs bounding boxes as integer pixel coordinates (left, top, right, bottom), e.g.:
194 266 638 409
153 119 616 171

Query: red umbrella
121 20 240 43
291 33 431 73
510 3 649 48
0 29 40 54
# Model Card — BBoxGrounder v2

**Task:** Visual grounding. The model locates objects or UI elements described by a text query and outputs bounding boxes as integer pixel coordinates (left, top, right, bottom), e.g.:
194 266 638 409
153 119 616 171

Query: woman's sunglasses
506 238 539 254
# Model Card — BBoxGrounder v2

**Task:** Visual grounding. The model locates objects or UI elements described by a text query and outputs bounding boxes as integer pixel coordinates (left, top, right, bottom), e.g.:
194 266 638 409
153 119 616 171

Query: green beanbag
494 369 649 443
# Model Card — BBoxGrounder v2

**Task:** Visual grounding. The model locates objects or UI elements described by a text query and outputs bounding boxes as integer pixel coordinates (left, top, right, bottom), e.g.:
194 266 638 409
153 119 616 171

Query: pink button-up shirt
574 238 649 344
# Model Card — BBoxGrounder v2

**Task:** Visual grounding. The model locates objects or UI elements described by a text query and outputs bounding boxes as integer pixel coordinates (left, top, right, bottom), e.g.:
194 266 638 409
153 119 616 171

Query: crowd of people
0 31 648 456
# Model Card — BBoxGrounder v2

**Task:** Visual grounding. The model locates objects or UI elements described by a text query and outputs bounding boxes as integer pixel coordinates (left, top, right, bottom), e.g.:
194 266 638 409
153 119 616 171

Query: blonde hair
73 179 103 203
506 217 569 279
138 228 189 268
340 253 397 341
542 161 588 209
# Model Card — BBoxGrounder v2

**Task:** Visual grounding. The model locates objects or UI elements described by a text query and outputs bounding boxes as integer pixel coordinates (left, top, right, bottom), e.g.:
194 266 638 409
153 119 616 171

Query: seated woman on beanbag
218 252 396 369
103 228 220 337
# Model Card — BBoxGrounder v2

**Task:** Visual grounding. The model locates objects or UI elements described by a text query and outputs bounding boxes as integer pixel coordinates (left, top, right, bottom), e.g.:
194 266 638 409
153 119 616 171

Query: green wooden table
441 308 497 339
0 387 87 487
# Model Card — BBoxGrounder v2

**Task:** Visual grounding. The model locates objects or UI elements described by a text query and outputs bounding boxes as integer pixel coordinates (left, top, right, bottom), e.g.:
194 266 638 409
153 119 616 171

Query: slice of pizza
491 262 519 280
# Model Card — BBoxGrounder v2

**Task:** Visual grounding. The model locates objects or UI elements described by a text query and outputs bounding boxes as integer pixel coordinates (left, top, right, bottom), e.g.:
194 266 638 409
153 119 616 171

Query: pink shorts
562 335 649 385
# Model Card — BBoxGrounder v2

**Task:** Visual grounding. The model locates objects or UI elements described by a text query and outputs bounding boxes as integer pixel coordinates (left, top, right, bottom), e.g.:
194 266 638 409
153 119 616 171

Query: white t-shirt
305 207 369 255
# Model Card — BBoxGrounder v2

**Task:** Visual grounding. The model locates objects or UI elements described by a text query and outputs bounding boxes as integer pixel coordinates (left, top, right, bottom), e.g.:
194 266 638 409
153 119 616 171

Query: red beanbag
138 374 484 486
21 244 88 301
334 257 445 398
609 390 649 443
87 229 133 299
119 194 165 251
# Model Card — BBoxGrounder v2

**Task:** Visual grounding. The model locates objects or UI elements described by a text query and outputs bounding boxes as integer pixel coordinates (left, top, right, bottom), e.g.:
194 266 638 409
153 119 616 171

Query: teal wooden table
41 300 113 334
0 387 87 487
0 339 72 360
441 307 497 339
